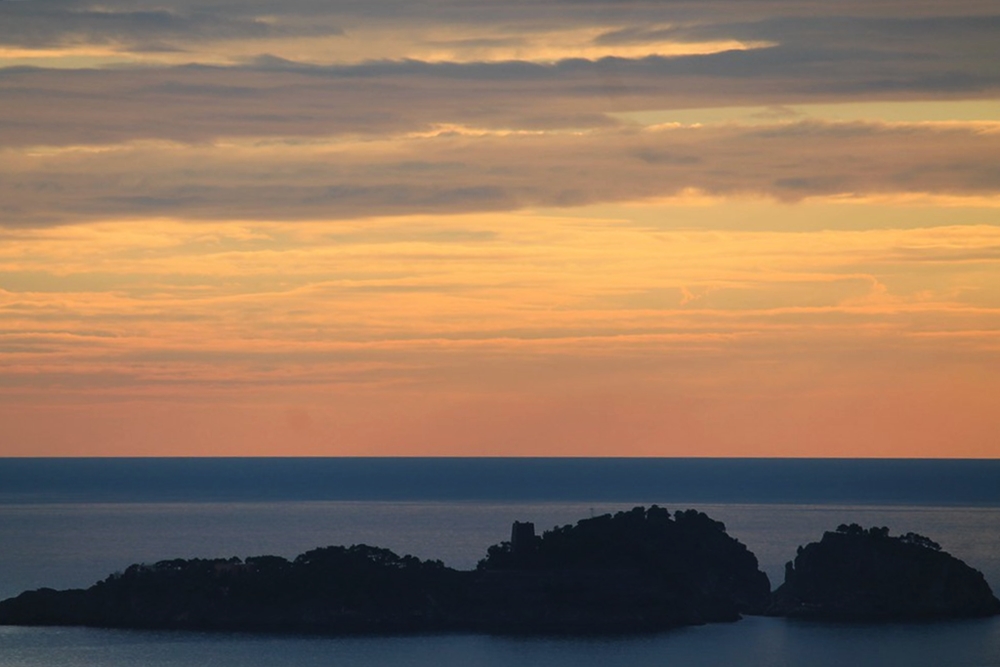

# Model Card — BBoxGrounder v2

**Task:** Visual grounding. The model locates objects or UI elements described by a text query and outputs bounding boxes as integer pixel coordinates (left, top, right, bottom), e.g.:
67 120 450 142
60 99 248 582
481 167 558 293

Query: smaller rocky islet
0 506 996 634
769 523 1000 620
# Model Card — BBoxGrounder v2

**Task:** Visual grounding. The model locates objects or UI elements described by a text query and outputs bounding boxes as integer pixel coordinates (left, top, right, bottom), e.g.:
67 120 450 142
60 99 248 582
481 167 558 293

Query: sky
1 0 999 457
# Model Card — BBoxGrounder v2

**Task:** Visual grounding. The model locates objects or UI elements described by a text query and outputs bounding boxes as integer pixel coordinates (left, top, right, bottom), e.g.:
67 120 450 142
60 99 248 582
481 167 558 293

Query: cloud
3 207 999 455
1 0 996 66
0 4 332 50
2 120 999 225
2 0 999 457
3 38 999 150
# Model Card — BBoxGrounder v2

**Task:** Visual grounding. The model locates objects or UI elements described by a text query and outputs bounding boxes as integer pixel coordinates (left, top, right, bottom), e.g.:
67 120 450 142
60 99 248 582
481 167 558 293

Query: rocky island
0 506 768 635
2 511 997 634
769 524 1000 620
471 506 771 632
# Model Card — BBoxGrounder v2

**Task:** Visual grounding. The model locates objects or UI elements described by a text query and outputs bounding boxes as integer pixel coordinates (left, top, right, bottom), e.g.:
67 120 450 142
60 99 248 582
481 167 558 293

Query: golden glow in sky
1 0 999 456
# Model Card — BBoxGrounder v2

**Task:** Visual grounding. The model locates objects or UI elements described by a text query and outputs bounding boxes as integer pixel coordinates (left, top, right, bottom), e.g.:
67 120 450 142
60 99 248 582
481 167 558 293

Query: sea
1 458 999 667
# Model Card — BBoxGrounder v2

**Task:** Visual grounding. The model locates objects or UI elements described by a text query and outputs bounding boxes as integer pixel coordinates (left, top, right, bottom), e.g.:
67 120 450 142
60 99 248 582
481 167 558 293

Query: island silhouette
0 507 996 634
769 523 1000 620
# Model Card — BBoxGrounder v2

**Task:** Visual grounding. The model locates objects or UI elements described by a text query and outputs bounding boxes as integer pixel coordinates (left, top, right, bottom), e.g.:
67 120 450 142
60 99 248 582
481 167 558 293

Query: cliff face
0 506 770 635
770 525 1000 620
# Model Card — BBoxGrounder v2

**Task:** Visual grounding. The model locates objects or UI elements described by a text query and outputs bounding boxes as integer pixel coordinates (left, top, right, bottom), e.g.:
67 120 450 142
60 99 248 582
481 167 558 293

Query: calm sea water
1 458 999 666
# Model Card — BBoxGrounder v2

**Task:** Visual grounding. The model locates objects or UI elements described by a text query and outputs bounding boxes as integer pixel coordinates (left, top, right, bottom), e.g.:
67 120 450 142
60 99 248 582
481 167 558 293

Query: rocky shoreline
0 507 996 635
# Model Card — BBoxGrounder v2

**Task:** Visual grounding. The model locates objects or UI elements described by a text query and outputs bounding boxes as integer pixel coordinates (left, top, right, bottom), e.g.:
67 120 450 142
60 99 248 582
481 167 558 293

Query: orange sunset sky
1 0 999 457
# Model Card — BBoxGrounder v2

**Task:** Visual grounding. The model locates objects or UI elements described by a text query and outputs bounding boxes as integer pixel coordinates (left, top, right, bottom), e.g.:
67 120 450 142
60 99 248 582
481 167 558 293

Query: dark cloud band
3 121 998 226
